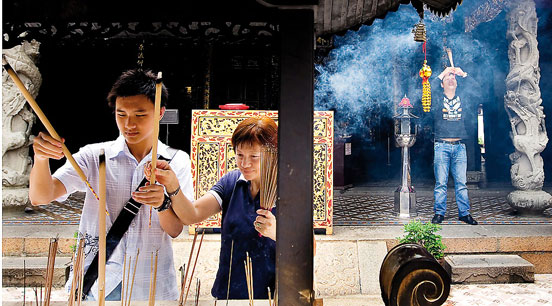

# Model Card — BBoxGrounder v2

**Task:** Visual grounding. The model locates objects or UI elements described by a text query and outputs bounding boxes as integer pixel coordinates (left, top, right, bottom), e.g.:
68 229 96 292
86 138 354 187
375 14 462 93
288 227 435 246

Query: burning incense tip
156 72 163 82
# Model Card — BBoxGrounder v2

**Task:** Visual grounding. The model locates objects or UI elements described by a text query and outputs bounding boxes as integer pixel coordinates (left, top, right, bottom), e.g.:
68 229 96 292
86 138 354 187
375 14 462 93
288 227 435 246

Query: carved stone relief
2 40 41 207
504 0 552 214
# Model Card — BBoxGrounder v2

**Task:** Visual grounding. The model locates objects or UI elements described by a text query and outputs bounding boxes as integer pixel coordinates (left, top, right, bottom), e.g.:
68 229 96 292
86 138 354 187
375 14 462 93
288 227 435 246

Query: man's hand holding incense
132 182 165 209
139 160 184 237
453 67 468 77
439 66 468 80
33 132 64 161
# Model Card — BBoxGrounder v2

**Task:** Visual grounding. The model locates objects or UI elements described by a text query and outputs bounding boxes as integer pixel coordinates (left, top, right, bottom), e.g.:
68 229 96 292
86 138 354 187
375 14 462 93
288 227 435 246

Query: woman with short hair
147 116 278 299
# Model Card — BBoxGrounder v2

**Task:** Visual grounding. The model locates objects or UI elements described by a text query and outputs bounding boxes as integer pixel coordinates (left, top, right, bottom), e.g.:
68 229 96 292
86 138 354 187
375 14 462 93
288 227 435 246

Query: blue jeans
433 142 470 217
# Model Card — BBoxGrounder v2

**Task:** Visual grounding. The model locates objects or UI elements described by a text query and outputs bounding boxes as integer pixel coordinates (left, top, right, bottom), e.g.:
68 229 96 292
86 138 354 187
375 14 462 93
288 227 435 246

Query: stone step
2 256 72 287
444 254 535 284
2 225 77 257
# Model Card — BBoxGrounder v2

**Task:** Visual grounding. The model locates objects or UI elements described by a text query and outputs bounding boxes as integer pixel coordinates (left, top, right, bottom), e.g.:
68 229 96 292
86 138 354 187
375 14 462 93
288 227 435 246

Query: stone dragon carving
2 40 41 207
504 0 551 214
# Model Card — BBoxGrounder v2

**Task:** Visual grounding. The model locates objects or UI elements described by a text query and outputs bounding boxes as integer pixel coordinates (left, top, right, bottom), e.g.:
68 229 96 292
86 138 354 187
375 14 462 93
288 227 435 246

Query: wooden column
277 8 315 306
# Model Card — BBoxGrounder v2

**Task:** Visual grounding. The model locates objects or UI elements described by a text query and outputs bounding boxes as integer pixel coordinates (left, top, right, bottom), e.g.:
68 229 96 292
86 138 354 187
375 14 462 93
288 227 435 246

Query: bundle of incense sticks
68 238 85 306
122 249 140 306
179 230 197 305
44 238 58 306
183 230 205 305
148 250 159 306
244 252 254 306
260 145 278 211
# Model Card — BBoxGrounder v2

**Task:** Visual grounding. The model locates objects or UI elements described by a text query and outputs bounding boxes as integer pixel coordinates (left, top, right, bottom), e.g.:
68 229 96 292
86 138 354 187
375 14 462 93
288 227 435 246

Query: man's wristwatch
155 195 172 212
167 185 181 198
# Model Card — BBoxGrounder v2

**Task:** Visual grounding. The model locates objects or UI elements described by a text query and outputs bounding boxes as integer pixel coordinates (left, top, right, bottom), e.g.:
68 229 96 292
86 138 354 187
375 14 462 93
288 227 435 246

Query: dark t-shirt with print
432 93 469 140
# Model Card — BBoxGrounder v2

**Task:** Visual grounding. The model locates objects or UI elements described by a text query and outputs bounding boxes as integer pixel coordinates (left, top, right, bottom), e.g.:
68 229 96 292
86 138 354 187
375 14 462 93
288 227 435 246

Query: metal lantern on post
393 95 418 218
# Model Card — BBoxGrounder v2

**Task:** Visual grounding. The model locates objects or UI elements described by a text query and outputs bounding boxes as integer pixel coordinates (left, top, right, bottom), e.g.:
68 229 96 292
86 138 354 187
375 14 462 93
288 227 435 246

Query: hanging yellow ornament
419 59 432 112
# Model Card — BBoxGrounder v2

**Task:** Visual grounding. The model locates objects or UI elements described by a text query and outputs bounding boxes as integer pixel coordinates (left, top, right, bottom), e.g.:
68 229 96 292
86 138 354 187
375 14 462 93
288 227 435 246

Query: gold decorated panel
313 118 327 138
196 142 220 199
226 144 237 173
190 110 333 234
198 117 244 136
313 143 327 221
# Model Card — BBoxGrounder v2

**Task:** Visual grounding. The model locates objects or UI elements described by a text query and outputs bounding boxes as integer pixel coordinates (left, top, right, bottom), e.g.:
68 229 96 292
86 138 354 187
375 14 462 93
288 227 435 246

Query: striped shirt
54 135 193 300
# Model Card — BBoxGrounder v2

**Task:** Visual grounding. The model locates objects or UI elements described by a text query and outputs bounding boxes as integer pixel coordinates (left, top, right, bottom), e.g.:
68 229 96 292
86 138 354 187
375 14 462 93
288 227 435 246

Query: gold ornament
419 60 432 112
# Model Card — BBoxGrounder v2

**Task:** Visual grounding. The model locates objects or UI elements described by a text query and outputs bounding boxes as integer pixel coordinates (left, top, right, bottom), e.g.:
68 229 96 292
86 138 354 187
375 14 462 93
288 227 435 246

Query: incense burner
393 95 418 218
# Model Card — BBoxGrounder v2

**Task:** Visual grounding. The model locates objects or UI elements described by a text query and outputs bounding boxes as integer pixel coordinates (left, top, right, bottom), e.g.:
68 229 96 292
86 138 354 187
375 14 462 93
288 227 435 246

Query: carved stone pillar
504 0 552 214
2 40 41 207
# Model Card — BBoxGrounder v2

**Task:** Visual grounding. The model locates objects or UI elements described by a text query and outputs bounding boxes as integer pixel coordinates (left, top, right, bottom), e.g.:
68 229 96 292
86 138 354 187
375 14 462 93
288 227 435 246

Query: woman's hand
131 182 164 209
144 160 180 194
254 209 276 241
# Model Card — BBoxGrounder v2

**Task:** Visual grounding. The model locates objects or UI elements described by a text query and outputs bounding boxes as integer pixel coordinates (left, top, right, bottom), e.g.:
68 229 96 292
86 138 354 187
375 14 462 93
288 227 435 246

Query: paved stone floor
444 274 552 306
4 188 552 226
3 274 552 305
333 187 552 226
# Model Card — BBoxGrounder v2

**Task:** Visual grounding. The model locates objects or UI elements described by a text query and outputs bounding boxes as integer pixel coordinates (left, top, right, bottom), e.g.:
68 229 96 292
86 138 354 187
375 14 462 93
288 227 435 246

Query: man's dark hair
107 69 168 108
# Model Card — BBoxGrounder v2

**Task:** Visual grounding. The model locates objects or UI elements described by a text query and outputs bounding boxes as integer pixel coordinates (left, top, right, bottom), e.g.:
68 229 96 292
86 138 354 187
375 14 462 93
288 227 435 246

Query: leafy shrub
397 220 446 259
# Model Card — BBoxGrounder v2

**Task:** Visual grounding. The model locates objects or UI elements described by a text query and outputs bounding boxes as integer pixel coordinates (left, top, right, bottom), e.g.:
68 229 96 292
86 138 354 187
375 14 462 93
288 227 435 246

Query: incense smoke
314 1 552 183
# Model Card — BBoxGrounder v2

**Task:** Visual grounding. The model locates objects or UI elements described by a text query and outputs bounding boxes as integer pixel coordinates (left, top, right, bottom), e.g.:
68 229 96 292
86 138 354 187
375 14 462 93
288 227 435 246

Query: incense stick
2 56 100 201
225 240 234 305
244 260 251 305
248 254 254 305
123 255 132 306
244 252 255 306
44 238 58 306
149 252 153 305
149 71 163 228
98 149 107 306
68 238 85 306
184 230 205 306
268 287 272 306
122 254 127 306
194 278 201 306
77 245 85 306
180 264 186 294
23 259 26 306
148 250 159 306
34 287 38 306
127 249 140 306
179 230 198 305
446 48 454 68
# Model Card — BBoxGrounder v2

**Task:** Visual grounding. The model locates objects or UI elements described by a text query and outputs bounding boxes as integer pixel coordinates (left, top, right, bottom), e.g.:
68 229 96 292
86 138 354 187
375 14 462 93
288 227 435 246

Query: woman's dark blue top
209 170 276 300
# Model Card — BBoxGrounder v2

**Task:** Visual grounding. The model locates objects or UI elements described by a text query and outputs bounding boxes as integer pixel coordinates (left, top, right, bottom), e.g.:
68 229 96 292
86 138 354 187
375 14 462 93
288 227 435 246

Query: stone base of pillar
2 187 30 207
507 190 552 215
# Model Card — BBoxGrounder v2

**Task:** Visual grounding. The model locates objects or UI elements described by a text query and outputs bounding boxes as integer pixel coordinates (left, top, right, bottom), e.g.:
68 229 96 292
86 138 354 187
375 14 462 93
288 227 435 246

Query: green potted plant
397 220 446 261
